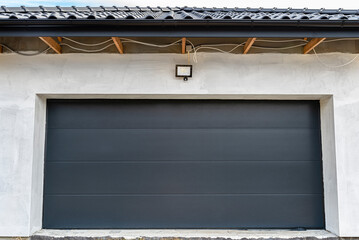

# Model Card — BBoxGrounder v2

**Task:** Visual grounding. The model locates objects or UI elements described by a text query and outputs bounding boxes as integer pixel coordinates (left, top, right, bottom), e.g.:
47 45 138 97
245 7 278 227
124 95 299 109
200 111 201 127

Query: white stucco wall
0 53 358 237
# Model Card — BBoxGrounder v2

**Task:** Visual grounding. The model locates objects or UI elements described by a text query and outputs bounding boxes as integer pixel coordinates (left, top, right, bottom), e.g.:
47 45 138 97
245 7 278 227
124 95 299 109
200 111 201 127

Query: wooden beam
303 38 326 54
39 37 61 54
243 38 256 54
0 45 2 54
57 37 63 42
182 37 186 54
112 37 124 54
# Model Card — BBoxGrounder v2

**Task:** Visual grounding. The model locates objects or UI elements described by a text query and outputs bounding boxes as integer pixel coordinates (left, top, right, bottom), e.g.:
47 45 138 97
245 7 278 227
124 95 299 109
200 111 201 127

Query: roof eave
0 19 359 37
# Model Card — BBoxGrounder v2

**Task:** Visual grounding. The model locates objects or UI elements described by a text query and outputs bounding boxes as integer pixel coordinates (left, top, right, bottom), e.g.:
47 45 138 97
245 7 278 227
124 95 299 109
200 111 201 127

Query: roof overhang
1 7 359 55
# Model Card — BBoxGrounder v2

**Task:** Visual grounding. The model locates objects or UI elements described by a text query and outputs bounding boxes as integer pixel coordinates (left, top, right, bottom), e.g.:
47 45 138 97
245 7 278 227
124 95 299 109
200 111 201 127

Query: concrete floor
31 229 337 240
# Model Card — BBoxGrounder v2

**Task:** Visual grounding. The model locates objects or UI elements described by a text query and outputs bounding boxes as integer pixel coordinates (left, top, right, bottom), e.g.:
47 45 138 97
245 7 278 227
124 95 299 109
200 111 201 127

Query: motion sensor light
176 65 192 81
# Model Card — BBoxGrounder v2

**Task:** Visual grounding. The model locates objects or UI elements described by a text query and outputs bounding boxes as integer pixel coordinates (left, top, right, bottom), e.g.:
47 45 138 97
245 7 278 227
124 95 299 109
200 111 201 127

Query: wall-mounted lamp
176 65 192 81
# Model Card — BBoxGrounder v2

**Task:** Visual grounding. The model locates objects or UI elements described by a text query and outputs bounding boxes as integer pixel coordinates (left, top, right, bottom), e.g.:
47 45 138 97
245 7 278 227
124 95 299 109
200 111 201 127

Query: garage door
43 99 324 229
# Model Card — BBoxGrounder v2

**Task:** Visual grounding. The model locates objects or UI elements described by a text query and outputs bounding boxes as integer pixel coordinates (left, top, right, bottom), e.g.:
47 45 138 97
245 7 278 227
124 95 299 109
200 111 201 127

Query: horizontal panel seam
46 127 321 130
45 160 322 163
44 193 324 196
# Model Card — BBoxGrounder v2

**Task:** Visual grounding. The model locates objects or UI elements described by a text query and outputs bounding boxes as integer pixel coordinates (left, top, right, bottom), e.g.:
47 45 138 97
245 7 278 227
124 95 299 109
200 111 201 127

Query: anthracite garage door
43 99 324 229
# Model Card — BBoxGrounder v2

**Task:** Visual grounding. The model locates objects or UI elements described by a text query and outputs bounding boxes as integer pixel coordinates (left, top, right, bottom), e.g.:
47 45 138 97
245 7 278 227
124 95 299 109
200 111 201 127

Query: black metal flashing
1 6 359 37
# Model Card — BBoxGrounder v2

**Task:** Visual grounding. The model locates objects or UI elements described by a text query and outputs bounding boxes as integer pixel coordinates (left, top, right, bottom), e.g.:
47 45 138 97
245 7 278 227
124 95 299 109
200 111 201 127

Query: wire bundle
0 37 359 68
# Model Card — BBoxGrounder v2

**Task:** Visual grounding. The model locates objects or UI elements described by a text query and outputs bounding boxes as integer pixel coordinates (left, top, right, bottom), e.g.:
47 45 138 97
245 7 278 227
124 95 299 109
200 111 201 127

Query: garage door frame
29 94 338 233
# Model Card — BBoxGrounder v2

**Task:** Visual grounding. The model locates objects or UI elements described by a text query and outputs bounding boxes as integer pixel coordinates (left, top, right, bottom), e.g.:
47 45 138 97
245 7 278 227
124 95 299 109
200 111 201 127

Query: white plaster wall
0 53 359 237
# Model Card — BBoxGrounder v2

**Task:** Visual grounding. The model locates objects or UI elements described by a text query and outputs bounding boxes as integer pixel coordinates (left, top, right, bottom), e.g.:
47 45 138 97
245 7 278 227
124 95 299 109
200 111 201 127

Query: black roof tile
103 6 117 11
0 6 359 21
88 7 103 12
76 7 91 12
139 6 150 11
41 6 59 12
22 6 42 12
57 6 74 12
4 7 24 12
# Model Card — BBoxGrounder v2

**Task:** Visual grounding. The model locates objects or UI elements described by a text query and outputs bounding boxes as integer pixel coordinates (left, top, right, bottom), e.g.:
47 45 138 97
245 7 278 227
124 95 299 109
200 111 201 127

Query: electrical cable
59 43 115 53
120 38 183 48
62 37 113 46
313 48 359 68
0 43 50 56
58 38 182 53
185 39 196 52
185 39 197 62
251 43 308 50
190 43 246 63
191 43 245 49
59 37 309 48
194 46 240 53
256 39 308 43
185 40 309 63
1 37 359 69
323 38 359 43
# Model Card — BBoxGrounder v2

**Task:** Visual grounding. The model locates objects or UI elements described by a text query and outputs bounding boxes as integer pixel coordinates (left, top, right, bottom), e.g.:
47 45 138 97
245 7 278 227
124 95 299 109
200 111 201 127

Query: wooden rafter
112 37 124 54
243 38 256 54
182 37 186 54
303 38 326 54
39 37 61 54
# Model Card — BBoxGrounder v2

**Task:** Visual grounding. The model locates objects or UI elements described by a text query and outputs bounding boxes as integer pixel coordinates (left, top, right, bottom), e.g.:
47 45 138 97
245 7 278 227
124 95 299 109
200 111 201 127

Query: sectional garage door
43 99 324 229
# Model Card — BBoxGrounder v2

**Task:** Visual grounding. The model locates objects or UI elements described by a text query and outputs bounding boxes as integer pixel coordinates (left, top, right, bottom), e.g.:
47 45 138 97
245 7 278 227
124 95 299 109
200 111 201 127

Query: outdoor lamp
176 65 192 81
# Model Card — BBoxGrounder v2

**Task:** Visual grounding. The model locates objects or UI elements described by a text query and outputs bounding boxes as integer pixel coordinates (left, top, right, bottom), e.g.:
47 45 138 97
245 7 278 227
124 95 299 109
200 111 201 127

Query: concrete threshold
32 229 337 240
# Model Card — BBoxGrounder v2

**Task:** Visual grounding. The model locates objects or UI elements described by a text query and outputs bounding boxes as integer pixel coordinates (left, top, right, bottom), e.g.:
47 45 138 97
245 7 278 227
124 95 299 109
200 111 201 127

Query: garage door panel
43 194 324 229
44 161 323 194
46 128 321 162
47 100 320 130
43 99 324 229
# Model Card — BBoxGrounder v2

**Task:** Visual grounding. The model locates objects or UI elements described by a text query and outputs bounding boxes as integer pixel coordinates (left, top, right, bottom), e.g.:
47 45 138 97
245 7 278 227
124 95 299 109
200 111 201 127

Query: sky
1 0 359 9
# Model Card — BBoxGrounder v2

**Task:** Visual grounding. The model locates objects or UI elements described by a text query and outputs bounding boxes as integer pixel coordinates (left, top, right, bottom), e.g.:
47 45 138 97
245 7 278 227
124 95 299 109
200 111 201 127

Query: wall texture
0 53 359 237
